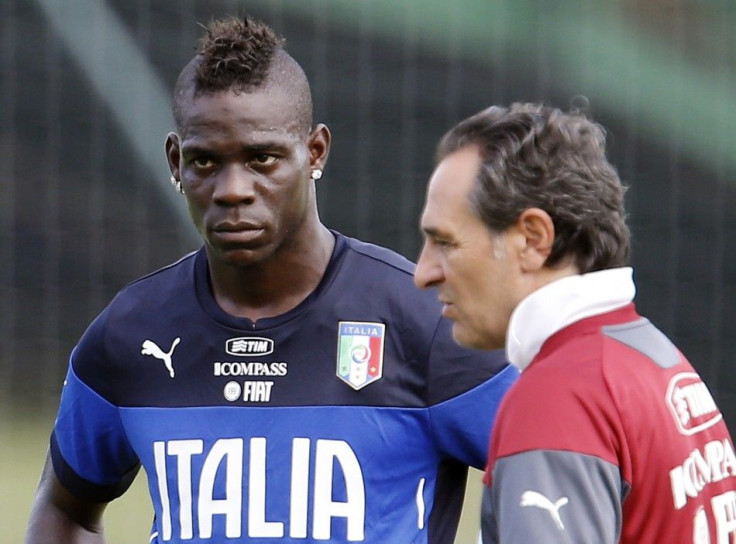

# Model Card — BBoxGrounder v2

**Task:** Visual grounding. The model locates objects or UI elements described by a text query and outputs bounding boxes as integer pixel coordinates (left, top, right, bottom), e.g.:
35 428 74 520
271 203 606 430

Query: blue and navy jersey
50 232 517 544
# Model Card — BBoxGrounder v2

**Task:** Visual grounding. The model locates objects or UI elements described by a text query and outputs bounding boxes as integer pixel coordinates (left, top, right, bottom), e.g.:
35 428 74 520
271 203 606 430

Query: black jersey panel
50 431 140 503
71 233 511 409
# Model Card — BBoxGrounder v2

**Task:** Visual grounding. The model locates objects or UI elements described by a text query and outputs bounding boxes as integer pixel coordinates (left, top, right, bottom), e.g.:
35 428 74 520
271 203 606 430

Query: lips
438 297 455 320
213 220 262 232
211 221 265 246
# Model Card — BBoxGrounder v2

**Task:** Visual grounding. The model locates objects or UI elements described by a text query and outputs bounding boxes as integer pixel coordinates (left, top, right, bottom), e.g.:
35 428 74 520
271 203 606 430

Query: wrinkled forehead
427 146 481 203
421 146 482 227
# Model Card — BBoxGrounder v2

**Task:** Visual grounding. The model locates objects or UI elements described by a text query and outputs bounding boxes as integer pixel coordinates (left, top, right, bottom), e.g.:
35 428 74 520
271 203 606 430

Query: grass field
2 409 482 543
2 409 152 542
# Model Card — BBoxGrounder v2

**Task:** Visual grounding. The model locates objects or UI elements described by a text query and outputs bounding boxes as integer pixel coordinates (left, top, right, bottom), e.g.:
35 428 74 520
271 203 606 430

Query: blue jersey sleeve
50 322 141 502
429 364 518 468
426 318 518 468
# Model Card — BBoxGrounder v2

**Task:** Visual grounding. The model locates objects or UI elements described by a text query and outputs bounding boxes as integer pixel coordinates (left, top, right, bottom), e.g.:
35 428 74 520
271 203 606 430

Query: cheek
271 181 312 226
470 260 515 322
185 195 206 224
469 257 505 298
283 182 310 211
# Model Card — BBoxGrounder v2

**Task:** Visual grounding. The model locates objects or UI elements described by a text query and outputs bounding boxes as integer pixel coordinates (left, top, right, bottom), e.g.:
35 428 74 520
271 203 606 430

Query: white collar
506 267 635 371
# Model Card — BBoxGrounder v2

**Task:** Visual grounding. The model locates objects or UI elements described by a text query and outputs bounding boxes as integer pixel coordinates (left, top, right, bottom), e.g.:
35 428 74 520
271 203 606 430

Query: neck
207 225 335 321
530 262 580 293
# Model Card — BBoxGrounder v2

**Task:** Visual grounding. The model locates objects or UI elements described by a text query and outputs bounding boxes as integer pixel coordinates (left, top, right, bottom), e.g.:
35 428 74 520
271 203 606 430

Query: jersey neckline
193 230 347 330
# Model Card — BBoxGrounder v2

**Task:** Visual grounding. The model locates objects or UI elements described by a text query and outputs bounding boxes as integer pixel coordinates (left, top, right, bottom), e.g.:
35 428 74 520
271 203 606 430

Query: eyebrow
180 144 212 156
242 140 290 152
181 141 289 155
419 225 448 240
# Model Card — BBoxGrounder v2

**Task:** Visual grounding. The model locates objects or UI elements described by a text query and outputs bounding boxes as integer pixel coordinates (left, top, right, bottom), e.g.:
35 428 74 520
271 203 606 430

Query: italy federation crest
337 321 385 390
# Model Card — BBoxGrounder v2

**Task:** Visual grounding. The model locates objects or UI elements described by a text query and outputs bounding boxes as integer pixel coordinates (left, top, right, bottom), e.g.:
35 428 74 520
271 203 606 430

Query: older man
415 102 736 543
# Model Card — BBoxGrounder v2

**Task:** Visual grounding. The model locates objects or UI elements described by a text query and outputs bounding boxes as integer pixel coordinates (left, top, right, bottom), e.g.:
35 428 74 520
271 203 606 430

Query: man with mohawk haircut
25 15 516 544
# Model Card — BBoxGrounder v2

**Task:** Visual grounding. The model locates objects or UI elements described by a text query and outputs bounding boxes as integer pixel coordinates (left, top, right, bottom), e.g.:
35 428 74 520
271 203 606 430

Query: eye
431 235 454 248
191 156 216 169
250 154 278 167
422 236 451 254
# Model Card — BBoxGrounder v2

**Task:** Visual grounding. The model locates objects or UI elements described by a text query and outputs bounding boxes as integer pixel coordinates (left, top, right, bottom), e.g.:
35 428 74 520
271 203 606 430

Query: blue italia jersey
50 232 516 543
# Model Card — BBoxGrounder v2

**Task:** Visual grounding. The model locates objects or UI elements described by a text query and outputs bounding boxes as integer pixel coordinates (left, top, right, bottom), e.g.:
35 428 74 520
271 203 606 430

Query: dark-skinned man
25 15 516 544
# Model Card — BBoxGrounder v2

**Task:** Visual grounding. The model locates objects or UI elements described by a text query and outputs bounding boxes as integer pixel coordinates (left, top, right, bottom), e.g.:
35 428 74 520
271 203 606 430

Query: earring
170 175 184 194
310 168 323 180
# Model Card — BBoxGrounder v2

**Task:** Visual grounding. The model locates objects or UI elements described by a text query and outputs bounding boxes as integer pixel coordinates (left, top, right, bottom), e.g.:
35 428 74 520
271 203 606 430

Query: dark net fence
1 0 735 431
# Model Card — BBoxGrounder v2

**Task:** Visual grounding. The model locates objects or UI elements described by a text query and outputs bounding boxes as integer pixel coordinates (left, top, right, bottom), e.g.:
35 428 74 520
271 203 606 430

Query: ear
308 123 331 171
515 208 555 272
165 132 181 179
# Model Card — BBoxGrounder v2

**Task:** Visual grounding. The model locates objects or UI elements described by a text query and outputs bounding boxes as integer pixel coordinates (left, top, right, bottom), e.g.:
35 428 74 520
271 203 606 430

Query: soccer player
414 102 736 543
24 15 517 544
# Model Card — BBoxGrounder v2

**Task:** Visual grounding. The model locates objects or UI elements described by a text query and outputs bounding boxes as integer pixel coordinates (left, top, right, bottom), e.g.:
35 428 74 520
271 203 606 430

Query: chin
210 244 271 267
451 327 483 350
452 325 503 351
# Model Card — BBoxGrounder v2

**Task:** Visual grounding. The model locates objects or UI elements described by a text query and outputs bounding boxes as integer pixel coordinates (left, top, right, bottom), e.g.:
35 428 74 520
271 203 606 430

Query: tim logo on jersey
666 372 723 435
336 322 385 390
226 337 274 357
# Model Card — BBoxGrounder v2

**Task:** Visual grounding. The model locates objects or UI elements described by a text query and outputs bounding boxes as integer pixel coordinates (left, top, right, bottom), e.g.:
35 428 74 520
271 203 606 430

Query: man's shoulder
109 250 198 305
84 250 199 341
332 233 442 319
124 250 198 288
338 233 416 276
70 250 202 400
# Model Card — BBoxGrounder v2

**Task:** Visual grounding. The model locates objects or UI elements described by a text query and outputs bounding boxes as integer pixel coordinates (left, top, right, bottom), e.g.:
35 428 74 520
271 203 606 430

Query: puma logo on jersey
520 490 568 530
142 337 181 378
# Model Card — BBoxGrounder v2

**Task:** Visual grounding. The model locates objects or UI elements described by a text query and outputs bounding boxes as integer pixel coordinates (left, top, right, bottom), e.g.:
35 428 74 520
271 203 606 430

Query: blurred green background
2 0 735 541
2 412 160 542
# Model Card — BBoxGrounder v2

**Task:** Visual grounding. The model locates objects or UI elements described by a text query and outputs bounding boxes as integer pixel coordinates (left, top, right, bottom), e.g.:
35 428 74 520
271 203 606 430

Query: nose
212 166 257 205
414 242 443 289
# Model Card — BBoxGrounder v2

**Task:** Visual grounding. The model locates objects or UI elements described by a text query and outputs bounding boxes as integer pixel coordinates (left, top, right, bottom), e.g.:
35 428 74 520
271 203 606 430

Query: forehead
422 145 482 230
179 88 304 145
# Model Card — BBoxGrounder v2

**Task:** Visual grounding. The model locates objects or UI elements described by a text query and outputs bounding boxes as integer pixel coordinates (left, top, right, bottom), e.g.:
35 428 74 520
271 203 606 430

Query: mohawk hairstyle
172 14 313 134
194 15 285 93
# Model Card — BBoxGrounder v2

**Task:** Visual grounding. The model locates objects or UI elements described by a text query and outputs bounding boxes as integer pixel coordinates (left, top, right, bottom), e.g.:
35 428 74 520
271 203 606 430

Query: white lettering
344 325 379 336
168 439 203 539
693 507 710 543
672 386 691 426
313 439 366 541
214 362 288 377
243 381 274 402
712 490 736 544
290 438 310 538
724 441 736 476
670 439 736 508
198 438 243 538
706 441 726 481
226 338 274 356
151 437 365 540
153 441 172 541
667 373 723 435
681 382 718 418
248 437 283 537
235 340 262 353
